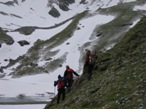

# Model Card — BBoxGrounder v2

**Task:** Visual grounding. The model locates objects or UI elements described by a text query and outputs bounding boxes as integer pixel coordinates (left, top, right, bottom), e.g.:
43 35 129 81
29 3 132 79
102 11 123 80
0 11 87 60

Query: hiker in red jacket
54 75 66 104
64 65 79 92
84 49 91 68
88 52 98 80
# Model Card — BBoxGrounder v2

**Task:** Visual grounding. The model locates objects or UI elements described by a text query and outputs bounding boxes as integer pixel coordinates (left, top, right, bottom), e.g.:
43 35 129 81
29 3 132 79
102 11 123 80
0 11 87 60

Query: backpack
58 79 65 88
66 68 73 79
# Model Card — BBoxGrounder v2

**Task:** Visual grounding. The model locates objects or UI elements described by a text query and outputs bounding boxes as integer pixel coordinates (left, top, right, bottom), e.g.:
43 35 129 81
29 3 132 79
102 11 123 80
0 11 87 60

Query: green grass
44 16 146 109
0 27 13 45
94 1 145 51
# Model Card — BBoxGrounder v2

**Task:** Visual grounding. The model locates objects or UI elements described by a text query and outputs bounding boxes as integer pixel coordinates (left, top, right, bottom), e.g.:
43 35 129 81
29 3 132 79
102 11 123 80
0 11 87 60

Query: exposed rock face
48 0 75 17
80 0 87 4
22 0 25 2
3 1 14 6
59 0 75 5
49 7 60 17
18 40 30 46
59 3 69 11
0 27 14 45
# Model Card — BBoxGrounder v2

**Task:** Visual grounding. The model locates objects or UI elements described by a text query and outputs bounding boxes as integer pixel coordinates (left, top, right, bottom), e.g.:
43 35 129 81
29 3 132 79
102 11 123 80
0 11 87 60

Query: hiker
84 49 91 68
64 65 79 92
88 52 98 80
54 75 66 104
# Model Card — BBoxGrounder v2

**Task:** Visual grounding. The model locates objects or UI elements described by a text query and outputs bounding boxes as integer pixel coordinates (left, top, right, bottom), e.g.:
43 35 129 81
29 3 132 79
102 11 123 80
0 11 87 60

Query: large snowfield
0 0 146 109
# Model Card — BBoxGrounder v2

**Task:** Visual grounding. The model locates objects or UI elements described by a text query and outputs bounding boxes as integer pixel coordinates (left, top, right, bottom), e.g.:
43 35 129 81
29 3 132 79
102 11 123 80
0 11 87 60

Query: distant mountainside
0 0 146 78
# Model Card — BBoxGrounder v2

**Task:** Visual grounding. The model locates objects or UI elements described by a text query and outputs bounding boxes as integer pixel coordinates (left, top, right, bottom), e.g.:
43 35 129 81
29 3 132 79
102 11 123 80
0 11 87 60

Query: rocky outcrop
49 7 60 18
18 40 30 46
0 27 14 45
59 3 69 11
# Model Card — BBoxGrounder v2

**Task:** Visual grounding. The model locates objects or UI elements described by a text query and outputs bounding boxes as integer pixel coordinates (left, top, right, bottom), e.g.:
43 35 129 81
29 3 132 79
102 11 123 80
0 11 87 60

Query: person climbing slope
84 49 91 68
54 75 66 104
64 65 79 92
88 51 98 80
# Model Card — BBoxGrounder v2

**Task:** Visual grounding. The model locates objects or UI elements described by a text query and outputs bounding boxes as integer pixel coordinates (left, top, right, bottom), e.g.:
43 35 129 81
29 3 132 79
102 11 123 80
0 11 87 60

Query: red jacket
64 68 79 79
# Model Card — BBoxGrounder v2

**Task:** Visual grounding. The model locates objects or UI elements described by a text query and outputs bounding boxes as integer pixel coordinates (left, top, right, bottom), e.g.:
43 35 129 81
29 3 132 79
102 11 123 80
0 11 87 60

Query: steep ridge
44 16 146 109
0 0 146 108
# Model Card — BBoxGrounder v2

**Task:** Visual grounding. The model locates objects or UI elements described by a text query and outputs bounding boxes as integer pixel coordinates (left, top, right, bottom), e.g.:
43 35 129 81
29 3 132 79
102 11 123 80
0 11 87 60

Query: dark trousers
84 61 89 68
88 64 94 80
57 88 65 104
66 79 73 92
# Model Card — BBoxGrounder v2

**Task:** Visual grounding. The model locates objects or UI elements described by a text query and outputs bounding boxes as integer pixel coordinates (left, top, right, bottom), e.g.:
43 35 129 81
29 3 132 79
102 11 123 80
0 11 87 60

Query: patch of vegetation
10 11 88 77
0 27 14 45
44 16 146 109
14 26 36 35
13 16 74 35
94 0 146 51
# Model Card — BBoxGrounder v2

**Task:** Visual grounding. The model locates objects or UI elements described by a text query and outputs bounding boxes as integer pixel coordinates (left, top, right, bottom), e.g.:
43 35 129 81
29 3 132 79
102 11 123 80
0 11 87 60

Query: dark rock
118 23 133 27
14 0 18 5
59 0 75 5
77 27 81 30
18 40 30 46
59 3 69 11
4 59 8 61
80 0 87 4
49 7 60 18
5 39 14 45
0 11 8 16
66 42 70 45
9 59 15 63
96 32 102 37
0 67 3 73
4 1 14 6
59 64 62 67
22 0 25 2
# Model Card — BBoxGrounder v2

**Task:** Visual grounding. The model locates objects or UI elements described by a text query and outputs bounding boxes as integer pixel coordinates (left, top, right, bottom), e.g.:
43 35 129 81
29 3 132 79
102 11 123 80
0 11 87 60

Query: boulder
18 40 30 46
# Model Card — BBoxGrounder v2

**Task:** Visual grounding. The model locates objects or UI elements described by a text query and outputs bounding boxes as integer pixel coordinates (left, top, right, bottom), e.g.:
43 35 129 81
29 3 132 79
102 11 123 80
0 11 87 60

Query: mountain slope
0 0 146 108
44 15 146 109
2 0 146 78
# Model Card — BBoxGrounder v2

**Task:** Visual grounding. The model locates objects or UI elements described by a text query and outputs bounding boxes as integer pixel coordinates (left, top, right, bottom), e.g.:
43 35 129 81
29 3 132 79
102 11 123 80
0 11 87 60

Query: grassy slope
44 16 146 109
93 1 145 51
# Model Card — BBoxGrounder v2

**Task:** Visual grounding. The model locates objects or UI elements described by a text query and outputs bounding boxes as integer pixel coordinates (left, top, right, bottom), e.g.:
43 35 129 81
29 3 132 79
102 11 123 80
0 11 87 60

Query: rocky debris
18 40 30 46
4 39 14 45
49 7 60 18
0 73 5 78
118 23 133 27
80 0 87 4
59 3 69 11
0 67 3 73
2 1 14 6
66 42 70 45
22 0 25 2
4 59 8 62
0 27 14 45
0 11 8 16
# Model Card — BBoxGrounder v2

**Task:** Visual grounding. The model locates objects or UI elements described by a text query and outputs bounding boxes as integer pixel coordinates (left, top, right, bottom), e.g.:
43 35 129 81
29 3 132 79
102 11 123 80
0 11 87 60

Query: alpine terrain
0 0 146 109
